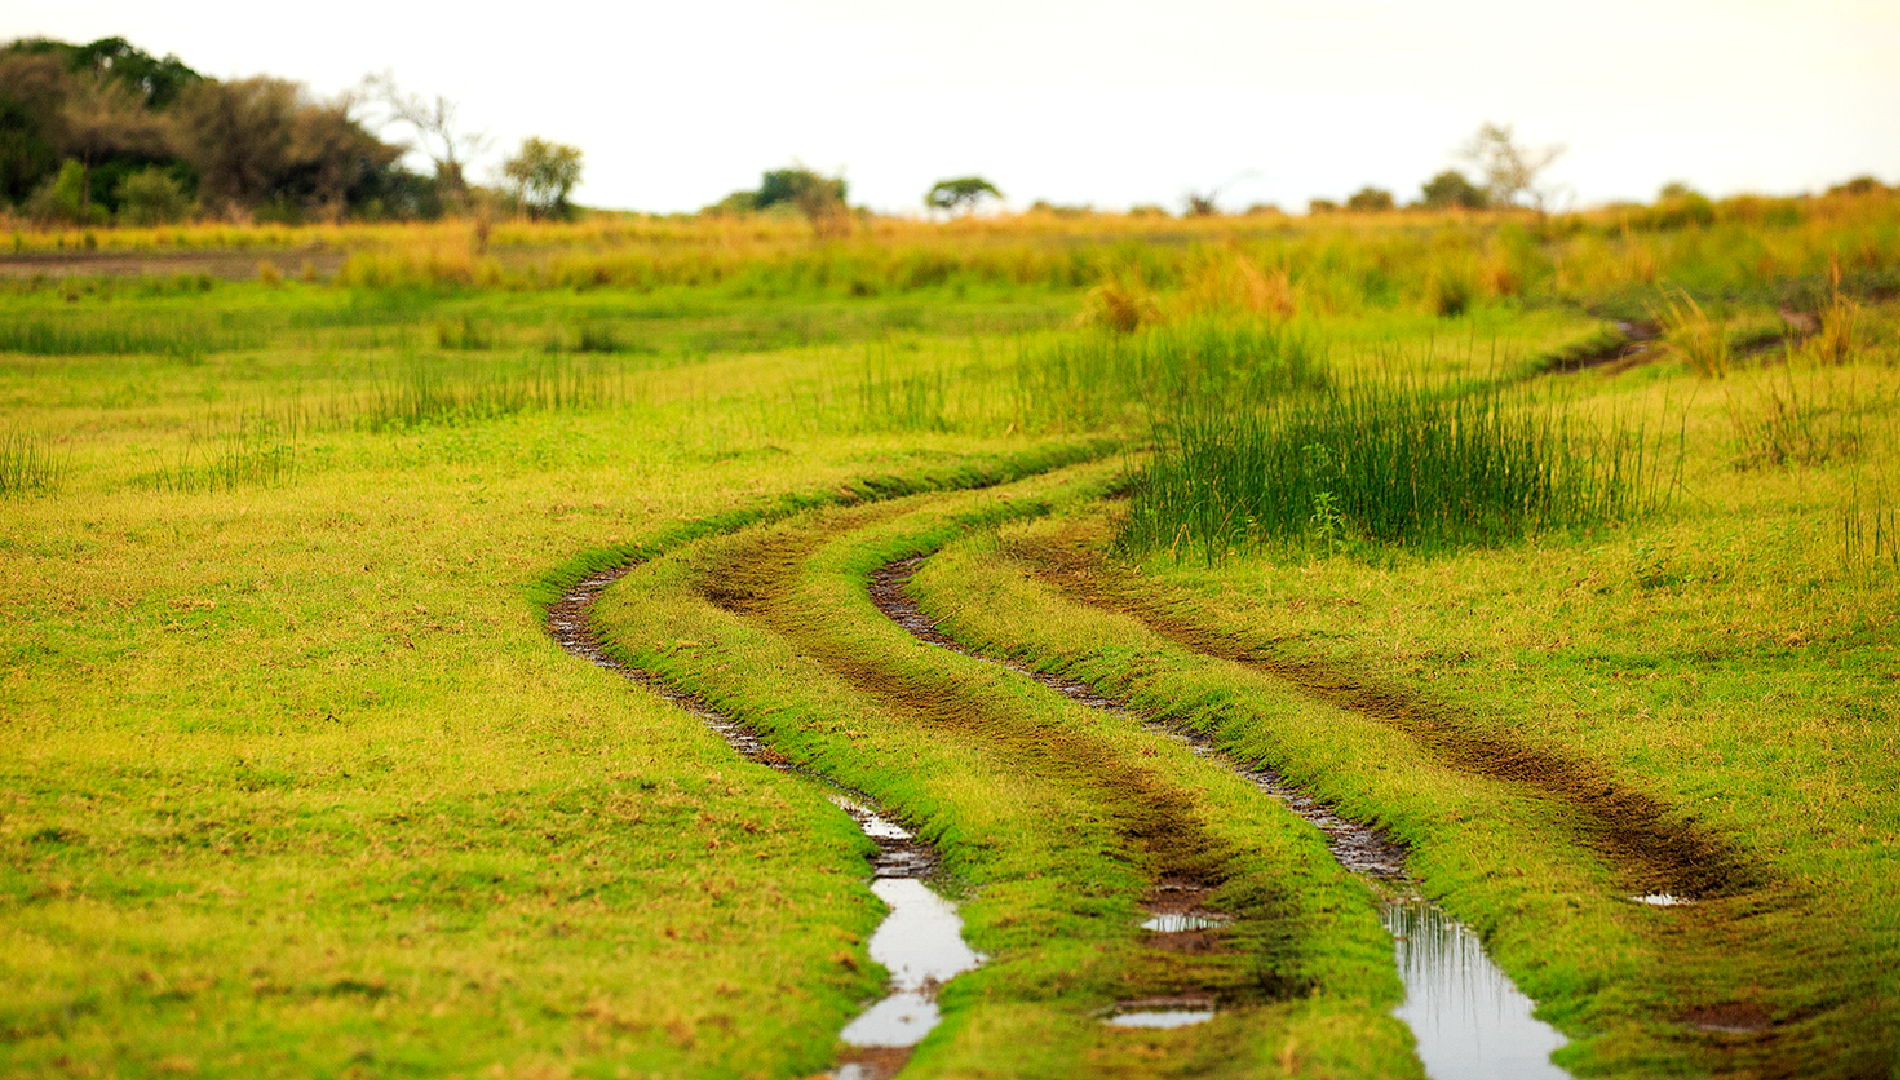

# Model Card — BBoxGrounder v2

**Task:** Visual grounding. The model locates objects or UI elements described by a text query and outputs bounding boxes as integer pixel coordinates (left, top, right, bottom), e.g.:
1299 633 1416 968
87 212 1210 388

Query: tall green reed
0 429 64 497
1119 379 1672 563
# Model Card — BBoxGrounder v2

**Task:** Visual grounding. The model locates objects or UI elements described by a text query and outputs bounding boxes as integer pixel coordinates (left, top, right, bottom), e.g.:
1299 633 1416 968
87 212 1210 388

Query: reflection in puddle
868 554 1572 1077
549 566 982 1070
1383 899 1568 1079
1142 912 1232 932
839 879 984 1047
1631 893 1695 907
1104 1010 1216 1029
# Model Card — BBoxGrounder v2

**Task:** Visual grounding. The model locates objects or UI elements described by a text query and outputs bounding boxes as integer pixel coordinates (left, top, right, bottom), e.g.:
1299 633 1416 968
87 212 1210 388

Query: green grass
1119 380 1674 563
1 218 1896 1078
0 429 63 498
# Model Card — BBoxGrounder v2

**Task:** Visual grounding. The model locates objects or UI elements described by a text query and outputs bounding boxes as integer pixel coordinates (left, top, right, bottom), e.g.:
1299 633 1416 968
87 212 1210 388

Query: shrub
116 168 192 225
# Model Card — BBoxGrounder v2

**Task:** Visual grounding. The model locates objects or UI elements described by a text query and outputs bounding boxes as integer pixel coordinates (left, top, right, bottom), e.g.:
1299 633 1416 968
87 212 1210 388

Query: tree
172 76 402 221
57 71 167 223
67 36 201 109
172 77 297 211
925 176 1001 214
358 71 489 207
1419 169 1487 210
1458 122 1564 210
755 165 850 236
502 137 583 220
0 51 71 207
1345 185 1394 212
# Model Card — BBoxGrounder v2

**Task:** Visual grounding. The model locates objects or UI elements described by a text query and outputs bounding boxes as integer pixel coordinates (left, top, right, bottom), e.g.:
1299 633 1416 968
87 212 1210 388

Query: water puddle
1141 912 1232 932
1103 997 1218 1029
548 564 983 1080
1384 899 1569 1079
1632 893 1695 907
871 555 1575 1077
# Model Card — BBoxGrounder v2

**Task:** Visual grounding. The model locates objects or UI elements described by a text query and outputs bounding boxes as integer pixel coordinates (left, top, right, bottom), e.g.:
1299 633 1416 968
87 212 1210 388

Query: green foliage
0 428 62 497
1346 186 1394 212
1120 381 1668 562
25 160 103 224
926 176 1002 212
114 166 191 224
1419 169 1487 210
502 137 583 221
1012 320 1329 430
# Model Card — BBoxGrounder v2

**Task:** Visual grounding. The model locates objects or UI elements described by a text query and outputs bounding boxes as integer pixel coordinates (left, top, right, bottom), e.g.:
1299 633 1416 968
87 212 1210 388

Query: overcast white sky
8 0 1898 214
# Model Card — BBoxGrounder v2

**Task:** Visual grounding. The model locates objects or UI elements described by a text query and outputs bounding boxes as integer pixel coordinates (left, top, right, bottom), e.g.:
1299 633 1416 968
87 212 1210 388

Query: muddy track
549 562 952 1080
1011 523 1761 901
696 511 1313 1007
870 554 1413 885
1538 316 1819 378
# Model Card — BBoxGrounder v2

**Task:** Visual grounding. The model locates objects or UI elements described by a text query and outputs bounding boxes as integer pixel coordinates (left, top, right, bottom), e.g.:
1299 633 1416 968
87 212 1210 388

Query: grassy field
2 199 1897 1078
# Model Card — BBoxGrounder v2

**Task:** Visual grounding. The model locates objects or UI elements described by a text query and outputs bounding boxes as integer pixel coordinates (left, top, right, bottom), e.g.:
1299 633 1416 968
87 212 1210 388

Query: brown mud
1538 317 1819 378
1013 519 1758 901
0 247 351 280
872 554 1411 886
548 561 945 1080
1001 517 1900 1078
696 511 1311 1014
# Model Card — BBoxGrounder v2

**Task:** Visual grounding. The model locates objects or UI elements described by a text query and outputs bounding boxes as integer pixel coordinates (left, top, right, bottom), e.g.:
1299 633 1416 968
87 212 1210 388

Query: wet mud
547 562 980 1080
999 528 1882 1076
873 555 1576 1072
1012 531 1761 901
1533 320 1662 375
698 522 1312 1031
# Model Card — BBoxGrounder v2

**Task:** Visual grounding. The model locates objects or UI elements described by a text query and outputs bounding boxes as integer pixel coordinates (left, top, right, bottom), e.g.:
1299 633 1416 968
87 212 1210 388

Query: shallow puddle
1632 893 1695 907
838 878 983 1047
871 555 1575 1078
549 564 983 1077
1141 912 1232 932
1383 900 1569 1080
1104 1009 1217 1029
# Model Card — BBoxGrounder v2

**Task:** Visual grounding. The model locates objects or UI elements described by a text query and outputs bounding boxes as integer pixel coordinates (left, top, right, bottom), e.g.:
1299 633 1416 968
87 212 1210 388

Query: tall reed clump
143 415 298 494
1655 287 1730 377
343 356 625 431
1119 381 1669 563
0 429 63 497
1010 320 1329 432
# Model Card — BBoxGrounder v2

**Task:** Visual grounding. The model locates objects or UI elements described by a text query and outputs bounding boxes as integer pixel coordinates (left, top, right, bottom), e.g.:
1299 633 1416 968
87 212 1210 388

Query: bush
115 168 193 225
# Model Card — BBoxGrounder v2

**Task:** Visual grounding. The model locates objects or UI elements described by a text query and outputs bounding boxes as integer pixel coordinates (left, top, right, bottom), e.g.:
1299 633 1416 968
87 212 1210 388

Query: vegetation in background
0 163 1896 1079
925 176 1003 214
501 138 584 222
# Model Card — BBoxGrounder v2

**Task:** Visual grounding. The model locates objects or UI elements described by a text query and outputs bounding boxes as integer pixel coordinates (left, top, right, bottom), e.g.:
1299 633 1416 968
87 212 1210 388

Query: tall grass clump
1655 287 1730 378
1011 320 1329 431
0 317 260 358
1119 381 1669 563
343 355 625 431
143 416 299 494
0 429 63 497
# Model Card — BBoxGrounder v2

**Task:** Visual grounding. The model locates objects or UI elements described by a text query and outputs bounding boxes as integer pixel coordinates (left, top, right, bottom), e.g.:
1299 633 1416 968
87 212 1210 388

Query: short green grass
3 215 1896 1078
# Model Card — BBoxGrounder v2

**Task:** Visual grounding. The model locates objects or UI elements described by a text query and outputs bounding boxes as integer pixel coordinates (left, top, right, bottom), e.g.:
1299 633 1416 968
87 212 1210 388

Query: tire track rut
1014 523 1760 900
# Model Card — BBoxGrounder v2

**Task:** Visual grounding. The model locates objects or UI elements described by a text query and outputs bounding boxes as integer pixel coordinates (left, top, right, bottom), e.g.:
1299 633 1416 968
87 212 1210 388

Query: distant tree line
0 36 584 226
706 166 854 236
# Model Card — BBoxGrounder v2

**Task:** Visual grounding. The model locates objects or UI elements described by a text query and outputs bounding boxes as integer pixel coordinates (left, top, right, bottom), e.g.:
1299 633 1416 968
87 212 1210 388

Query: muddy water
871 555 1572 1077
548 565 982 1080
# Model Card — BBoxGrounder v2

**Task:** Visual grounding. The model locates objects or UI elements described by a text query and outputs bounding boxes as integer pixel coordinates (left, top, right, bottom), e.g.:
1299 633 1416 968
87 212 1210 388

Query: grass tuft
1119 380 1670 563
0 428 63 497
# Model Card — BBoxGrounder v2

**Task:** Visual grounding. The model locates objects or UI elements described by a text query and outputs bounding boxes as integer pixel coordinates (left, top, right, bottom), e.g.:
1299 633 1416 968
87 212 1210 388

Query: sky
7 0 1899 215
